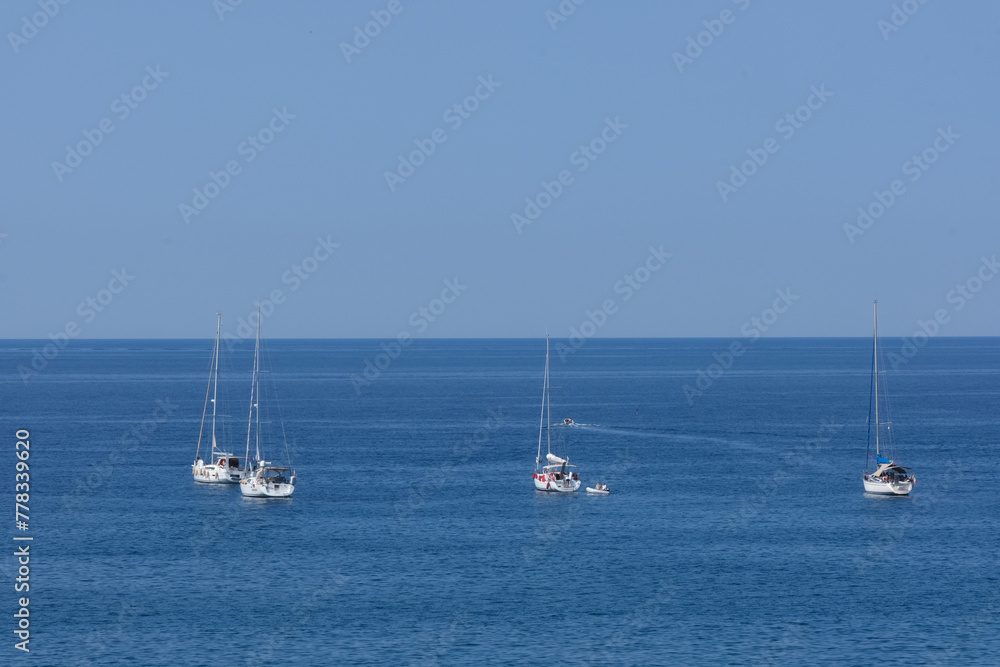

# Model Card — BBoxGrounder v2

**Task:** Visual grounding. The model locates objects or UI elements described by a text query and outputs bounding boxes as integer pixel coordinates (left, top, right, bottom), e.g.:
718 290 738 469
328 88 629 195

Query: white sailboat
863 300 915 495
239 306 296 498
532 336 581 493
192 313 245 484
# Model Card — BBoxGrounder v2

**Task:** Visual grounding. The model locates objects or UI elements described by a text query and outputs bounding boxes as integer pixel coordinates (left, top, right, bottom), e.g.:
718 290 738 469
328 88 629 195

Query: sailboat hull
240 479 294 498
532 474 580 493
192 462 243 484
863 477 912 495
864 302 915 498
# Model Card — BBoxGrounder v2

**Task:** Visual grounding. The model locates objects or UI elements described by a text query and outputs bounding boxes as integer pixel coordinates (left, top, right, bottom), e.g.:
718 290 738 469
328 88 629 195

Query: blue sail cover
877 455 891 464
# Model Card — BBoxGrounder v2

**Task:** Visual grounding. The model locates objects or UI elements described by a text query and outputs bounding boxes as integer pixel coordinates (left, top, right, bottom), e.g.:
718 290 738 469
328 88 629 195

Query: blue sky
1 0 998 338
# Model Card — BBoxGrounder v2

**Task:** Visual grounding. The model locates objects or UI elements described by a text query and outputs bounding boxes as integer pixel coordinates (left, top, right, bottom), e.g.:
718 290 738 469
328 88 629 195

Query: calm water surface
1 338 998 665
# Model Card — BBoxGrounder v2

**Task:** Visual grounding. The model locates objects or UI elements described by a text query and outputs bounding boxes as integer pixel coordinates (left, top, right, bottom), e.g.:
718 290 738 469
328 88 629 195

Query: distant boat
563 418 575 426
239 307 296 498
586 484 610 495
863 300 915 495
532 336 581 493
192 313 245 484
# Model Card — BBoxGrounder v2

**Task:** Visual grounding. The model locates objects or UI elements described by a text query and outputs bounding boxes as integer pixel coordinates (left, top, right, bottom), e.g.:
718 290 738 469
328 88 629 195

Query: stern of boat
533 472 580 492
863 475 912 496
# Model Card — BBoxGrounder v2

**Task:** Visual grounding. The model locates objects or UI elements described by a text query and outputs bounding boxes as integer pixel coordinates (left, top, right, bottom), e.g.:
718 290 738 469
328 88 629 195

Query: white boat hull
192 462 243 484
532 473 580 493
863 476 913 496
586 487 609 495
240 478 294 498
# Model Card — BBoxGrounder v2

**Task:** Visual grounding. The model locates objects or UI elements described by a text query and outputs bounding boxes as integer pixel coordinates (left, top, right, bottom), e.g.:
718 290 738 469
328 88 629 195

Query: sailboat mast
244 316 258 467
210 313 221 457
254 306 261 462
536 338 546 471
873 300 880 457
545 336 551 456
194 325 219 463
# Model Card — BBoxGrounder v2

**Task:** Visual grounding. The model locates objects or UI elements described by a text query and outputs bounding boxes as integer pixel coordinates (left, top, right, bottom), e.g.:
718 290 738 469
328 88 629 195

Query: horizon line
2 335 999 342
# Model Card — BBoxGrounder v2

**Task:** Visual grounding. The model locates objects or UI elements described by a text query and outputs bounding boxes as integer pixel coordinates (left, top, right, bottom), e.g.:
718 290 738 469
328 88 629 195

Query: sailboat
239 306 296 498
532 336 581 493
192 313 245 484
863 300 915 495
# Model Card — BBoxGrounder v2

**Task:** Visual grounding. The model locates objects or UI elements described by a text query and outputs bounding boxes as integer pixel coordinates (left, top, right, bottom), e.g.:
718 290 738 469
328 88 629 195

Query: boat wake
549 423 771 452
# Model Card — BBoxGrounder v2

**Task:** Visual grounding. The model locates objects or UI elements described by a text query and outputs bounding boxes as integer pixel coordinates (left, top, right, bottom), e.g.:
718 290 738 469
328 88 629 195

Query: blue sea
2 338 999 665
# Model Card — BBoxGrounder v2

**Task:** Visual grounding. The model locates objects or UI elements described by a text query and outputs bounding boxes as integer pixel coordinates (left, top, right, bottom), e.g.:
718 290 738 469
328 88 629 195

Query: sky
1 0 998 339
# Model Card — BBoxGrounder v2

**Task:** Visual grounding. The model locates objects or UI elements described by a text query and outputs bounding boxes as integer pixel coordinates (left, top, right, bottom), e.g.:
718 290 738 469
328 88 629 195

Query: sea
2 337 998 665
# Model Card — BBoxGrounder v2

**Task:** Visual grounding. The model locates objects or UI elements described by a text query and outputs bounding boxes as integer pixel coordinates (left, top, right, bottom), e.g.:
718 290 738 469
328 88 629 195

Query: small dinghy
586 484 610 495
563 418 575 426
